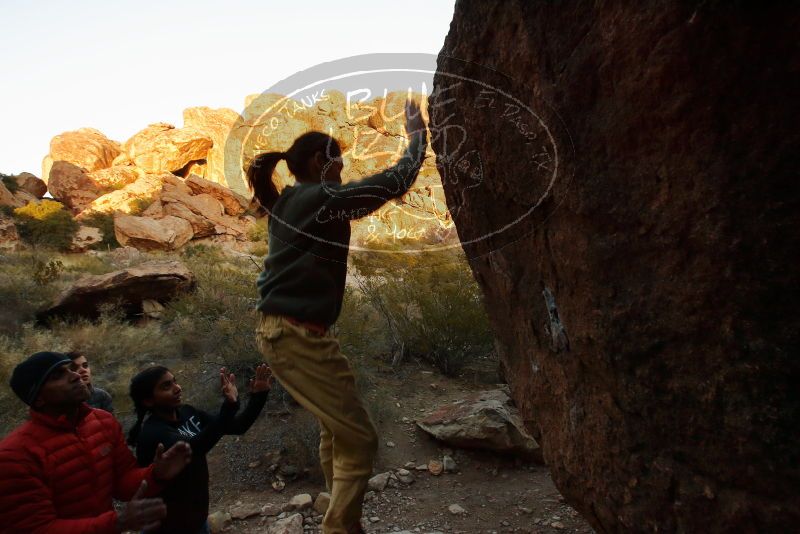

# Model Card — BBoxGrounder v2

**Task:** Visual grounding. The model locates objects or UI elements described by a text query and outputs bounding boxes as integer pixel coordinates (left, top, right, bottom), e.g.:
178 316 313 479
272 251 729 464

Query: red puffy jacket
0 404 160 533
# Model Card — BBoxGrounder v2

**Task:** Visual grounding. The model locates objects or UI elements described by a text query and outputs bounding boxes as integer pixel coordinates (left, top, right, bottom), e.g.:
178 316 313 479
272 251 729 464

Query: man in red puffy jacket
0 351 193 533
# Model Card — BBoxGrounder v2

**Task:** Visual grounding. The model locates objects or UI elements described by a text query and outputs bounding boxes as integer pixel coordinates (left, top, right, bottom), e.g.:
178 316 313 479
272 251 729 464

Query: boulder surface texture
431 2 799 532
417 388 541 460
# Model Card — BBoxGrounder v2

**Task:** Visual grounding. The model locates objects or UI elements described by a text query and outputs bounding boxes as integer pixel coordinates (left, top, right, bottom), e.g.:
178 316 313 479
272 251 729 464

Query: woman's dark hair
127 365 170 447
246 131 341 212
65 350 83 361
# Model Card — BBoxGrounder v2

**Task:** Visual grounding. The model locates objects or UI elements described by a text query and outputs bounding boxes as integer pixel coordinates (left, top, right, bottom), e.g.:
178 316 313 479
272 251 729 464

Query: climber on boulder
248 98 428 534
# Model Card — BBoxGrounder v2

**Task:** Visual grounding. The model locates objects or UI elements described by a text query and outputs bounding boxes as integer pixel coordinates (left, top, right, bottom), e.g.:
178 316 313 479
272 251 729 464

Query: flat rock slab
37 260 196 323
417 388 542 461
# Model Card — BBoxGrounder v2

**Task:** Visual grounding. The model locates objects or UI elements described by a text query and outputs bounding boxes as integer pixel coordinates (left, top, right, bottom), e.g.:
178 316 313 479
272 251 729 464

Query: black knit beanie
10 351 73 406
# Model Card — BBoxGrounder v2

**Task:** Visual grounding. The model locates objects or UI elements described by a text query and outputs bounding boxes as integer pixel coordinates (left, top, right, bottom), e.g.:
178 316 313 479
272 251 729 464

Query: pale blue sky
0 0 455 174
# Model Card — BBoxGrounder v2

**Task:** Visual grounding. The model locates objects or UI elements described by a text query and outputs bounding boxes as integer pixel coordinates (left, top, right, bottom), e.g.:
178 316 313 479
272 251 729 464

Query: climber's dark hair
127 365 170 447
246 131 342 212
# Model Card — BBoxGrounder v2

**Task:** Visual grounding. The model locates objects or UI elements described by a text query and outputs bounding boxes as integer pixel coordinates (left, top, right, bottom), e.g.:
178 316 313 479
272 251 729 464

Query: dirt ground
205 357 593 533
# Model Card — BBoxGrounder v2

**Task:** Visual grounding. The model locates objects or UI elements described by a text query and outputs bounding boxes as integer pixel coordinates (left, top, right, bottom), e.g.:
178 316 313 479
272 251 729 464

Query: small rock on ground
229 502 260 520
428 460 444 476
261 503 281 516
268 512 304 534
313 492 331 515
368 472 394 492
288 493 313 510
207 511 231 533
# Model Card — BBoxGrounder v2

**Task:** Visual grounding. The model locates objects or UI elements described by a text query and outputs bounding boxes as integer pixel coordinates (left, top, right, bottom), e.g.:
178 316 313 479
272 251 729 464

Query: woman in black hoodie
128 364 271 534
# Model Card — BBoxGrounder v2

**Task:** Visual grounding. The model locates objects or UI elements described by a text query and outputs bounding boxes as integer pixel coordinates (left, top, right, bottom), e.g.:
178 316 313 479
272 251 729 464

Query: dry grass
0 243 497 459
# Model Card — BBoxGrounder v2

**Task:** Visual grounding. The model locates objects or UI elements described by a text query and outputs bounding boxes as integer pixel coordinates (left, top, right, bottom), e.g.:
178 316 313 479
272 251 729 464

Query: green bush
346 247 494 376
336 286 392 361
33 259 64 285
13 200 79 250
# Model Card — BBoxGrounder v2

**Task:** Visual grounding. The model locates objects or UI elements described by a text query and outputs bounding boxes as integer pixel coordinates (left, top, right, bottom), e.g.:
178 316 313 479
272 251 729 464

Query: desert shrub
165 246 261 365
247 217 268 243
80 212 120 249
32 258 64 285
336 285 392 361
128 196 156 215
0 252 65 336
347 246 494 376
13 200 79 250
248 242 268 257
274 410 321 475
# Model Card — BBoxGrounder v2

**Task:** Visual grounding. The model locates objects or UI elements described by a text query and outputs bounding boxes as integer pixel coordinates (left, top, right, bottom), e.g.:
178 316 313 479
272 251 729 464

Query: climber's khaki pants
256 313 378 534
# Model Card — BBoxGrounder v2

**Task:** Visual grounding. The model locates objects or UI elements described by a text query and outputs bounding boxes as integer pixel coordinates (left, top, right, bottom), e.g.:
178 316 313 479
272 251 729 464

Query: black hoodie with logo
135 391 268 533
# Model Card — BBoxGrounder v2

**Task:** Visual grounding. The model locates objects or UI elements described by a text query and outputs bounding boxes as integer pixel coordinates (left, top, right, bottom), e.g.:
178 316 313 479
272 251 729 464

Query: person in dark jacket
249 99 427 533
128 363 272 534
67 350 114 413
0 351 192 533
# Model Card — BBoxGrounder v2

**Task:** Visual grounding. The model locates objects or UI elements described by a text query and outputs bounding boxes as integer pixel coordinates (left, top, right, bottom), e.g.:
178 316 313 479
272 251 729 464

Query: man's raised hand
116 480 166 533
152 441 191 482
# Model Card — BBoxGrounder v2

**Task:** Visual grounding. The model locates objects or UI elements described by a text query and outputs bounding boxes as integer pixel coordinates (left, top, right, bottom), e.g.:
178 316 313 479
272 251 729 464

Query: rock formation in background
431 2 799 531
12 172 48 198
0 172 48 209
27 89 456 252
231 89 453 246
43 128 121 177
78 173 164 218
182 106 240 189
114 214 194 251
46 161 102 212
122 123 212 174
1 173 49 250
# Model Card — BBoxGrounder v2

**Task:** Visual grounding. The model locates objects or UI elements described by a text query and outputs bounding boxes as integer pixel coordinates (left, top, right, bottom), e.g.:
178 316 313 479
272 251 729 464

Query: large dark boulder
430 2 799 532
